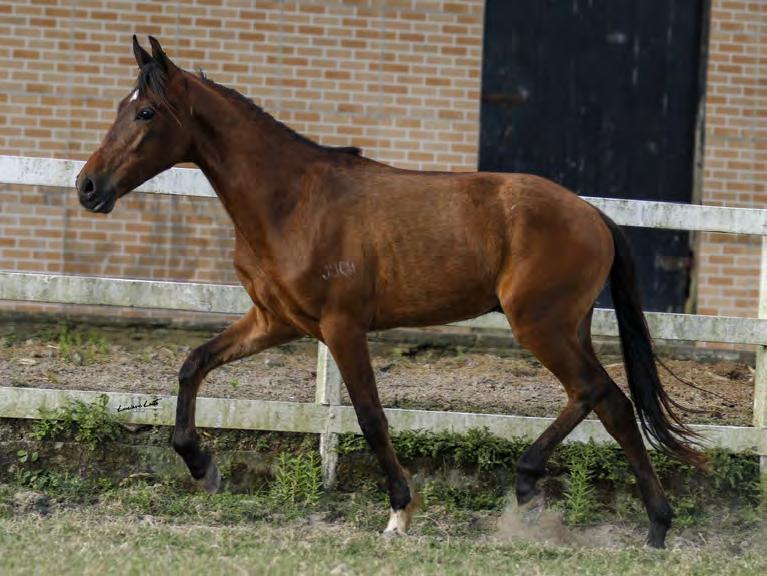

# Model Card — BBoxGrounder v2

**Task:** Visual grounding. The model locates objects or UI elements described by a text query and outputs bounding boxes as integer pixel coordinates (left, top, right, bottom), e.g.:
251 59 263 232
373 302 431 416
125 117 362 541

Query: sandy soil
0 322 754 426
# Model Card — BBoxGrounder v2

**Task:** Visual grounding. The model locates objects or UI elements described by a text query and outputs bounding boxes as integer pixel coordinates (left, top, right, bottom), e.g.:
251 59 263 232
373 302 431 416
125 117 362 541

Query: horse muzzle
76 171 117 214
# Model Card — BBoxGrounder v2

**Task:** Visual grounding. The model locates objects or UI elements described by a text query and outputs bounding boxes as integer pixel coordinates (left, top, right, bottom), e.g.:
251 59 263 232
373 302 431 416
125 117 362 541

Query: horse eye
136 108 155 121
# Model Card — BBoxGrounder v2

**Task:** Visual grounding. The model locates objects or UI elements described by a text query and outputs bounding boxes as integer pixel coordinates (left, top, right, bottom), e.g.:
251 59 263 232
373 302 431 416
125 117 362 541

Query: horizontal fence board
3 155 767 234
0 387 331 434
584 196 767 235
2 271 767 345
0 155 215 198
452 310 767 346
0 271 250 315
1 387 763 454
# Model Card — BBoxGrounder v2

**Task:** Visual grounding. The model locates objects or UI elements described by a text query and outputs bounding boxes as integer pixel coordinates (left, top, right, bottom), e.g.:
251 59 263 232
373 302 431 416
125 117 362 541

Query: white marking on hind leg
383 508 411 536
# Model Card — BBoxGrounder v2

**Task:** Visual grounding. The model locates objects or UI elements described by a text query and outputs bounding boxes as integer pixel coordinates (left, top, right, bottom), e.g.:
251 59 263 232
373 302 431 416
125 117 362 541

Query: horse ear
132 35 152 68
147 36 178 75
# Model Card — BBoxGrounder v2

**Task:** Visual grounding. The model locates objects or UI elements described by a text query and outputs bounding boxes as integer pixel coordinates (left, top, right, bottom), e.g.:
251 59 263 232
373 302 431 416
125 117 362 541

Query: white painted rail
4 155 767 234
1 387 764 454
1 155 766 478
1 271 767 346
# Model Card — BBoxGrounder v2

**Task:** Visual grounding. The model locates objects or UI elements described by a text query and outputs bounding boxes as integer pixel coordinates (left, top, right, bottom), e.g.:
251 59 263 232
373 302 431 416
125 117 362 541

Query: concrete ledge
2 386 764 455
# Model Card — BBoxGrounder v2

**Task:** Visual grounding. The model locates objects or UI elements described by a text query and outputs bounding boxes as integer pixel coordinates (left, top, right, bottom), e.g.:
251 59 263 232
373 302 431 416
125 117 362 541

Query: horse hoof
383 493 419 536
517 492 546 524
645 519 668 549
197 461 221 494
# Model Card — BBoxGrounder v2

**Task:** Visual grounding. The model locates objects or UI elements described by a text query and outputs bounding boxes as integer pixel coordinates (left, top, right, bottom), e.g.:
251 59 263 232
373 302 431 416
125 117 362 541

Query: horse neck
185 80 319 244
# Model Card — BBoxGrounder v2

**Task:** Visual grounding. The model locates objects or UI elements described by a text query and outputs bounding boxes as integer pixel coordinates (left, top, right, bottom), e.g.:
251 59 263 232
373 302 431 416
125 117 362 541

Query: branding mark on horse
321 261 356 280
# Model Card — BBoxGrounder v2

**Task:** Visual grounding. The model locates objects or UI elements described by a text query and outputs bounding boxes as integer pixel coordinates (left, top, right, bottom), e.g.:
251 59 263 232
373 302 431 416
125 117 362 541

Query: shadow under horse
76 36 706 548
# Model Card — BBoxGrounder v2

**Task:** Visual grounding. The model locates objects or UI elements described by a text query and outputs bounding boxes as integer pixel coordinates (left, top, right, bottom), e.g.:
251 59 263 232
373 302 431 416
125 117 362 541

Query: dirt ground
0 321 754 426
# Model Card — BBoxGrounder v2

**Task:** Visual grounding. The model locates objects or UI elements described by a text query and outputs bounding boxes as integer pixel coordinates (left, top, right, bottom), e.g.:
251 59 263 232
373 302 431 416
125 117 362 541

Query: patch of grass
420 478 505 512
339 427 764 527
53 324 110 365
11 459 110 505
0 510 766 576
33 394 122 450
707 448 762 493
269 451 323 508
101 481 273 524
340 427 528 471
0 333 17 347
669 494 705 527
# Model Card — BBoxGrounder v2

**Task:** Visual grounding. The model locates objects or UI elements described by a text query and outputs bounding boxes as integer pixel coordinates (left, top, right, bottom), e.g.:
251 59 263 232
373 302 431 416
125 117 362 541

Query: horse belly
371 238 502 330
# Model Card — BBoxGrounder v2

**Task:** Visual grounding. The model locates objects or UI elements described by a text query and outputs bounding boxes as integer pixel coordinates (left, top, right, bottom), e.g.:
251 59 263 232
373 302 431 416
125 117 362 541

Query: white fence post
316 342 342 489
755 238 767 474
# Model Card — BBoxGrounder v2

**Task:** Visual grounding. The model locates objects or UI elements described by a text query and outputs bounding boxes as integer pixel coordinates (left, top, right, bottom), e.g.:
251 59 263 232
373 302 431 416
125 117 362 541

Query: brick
0 0 496 320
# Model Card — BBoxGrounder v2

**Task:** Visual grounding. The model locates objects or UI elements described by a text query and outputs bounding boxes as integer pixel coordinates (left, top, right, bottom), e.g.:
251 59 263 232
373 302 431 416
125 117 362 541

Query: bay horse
77 36 705 548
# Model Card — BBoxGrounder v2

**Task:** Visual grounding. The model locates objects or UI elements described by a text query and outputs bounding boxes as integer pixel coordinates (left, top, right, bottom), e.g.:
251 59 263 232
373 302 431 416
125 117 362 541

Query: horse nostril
81 176 95 196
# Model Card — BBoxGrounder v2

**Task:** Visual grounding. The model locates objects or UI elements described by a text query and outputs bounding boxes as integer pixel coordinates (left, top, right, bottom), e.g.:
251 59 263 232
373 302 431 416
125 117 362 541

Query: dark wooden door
480 0 704 312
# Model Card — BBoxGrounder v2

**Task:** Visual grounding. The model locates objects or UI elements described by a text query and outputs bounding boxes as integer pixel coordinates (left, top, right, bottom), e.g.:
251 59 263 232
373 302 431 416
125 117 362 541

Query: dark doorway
480 0 705 312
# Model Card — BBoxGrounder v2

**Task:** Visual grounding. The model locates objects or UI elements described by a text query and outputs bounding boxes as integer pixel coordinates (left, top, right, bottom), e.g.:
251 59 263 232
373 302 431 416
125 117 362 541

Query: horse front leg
173 306 299 492
322 318 416 534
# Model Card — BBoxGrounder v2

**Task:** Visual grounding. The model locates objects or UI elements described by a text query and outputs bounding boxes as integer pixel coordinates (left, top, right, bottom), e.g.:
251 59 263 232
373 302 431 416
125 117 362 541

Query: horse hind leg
506 311 611 507
593 381 672 548
507 302 673 547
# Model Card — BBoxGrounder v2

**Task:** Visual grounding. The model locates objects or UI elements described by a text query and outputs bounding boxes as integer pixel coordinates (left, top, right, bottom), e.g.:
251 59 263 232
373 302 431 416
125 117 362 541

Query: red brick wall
0 0 484 306
2 0 766 322
697 0 766 318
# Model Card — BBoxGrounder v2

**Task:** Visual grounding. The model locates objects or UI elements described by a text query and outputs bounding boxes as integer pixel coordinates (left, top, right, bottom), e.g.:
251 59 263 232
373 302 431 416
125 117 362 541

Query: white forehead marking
129 90 138 102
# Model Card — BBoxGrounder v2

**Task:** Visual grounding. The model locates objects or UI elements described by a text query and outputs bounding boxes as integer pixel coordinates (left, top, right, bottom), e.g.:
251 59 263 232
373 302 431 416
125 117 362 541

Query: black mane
137 63 361 156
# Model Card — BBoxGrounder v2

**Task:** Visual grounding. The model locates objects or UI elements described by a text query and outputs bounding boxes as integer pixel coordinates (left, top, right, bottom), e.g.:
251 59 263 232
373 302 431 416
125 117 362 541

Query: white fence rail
1 155 766 479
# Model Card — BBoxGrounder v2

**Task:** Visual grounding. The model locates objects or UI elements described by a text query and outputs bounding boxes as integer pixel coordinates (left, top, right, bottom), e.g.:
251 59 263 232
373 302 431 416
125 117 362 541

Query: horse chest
233 256 323 337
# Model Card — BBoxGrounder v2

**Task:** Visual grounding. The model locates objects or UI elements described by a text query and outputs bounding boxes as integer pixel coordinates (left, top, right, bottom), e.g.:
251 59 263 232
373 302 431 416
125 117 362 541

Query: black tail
600 214 707 469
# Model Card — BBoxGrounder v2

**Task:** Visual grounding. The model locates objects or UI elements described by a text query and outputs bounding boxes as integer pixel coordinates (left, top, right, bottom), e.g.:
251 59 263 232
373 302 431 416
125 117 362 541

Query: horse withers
76 36 705 548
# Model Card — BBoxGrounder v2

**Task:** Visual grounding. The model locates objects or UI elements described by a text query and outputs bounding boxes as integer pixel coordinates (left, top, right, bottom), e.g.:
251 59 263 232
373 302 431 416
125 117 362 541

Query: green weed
340 427 527 471
269 451 323 508
12 450 108 504
338 427 763 527
561 442 599 524
54 324 109 364
420 479 505 511
33 394 122 450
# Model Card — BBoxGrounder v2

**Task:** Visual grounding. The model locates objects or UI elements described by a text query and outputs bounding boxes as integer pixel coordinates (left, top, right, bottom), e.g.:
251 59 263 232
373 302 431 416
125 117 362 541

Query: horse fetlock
172 433 212 480
646 521 668 549
388 477 413 510
646 500 672 548
515 468 543 505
